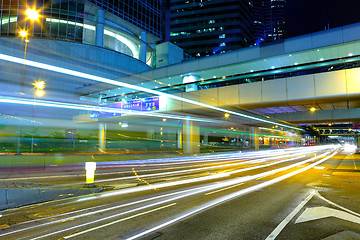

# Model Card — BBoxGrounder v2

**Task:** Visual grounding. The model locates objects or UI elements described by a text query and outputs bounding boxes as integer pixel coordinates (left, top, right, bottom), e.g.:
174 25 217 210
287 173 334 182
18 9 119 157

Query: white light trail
126 151 338 240
63 203 177 239
0 53 301 131
93 152 306 184
0 95 221 123
1 147 337 239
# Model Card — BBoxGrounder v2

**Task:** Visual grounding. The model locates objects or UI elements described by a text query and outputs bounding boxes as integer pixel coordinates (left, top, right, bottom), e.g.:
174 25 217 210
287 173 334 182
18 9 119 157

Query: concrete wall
156 42 184 68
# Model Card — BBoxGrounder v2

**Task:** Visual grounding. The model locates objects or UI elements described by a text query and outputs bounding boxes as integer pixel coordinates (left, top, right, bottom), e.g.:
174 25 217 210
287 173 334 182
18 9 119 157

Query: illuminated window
219 34 226 38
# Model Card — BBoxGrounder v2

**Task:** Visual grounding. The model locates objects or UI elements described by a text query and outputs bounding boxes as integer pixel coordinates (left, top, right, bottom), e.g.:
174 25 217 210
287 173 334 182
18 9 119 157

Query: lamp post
31 81 45 153
19 7 40 94
16 7 40 155
19 29 29 94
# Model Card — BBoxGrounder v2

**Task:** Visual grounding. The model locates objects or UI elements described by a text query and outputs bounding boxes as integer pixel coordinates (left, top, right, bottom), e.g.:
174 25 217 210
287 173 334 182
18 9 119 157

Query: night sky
287 0 360 37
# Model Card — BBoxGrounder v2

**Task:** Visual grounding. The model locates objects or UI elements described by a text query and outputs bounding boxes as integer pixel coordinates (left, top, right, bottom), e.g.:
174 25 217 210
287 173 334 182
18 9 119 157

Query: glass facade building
0 0 167 64
253 0 287 43
170 0 253 58
87 0 167 40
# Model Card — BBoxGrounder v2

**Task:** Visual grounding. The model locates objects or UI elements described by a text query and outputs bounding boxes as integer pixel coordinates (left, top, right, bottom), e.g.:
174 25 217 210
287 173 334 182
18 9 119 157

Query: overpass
89 22 360 126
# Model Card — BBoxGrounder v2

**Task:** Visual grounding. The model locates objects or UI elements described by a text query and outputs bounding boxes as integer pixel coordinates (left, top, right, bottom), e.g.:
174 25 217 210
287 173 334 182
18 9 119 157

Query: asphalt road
0 145 359 240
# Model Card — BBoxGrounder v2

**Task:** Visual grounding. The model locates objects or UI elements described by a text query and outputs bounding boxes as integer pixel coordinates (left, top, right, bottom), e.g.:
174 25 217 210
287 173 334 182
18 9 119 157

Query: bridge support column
98 123 106 152
203 132 208 145
183 118 200 154
251 126 259 150
177 129 182 149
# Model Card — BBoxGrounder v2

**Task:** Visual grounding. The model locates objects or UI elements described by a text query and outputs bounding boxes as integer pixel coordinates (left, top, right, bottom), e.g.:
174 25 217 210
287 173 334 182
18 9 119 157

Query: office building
0 0 169 65
253 0 287 43
170 0 253 58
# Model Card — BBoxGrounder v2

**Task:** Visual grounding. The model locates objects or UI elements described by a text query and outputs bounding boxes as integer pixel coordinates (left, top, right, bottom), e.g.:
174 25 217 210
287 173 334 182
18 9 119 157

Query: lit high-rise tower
253 0 287 43
170 0 253 58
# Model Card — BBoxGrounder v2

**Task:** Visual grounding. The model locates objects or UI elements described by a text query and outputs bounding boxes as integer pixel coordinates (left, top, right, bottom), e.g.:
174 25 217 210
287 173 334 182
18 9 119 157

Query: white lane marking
264 190 316 240
63 203 177 239
126 152 337 240
313 166 325 169
315 191 360 217
205 183 244 195
295 206 360 224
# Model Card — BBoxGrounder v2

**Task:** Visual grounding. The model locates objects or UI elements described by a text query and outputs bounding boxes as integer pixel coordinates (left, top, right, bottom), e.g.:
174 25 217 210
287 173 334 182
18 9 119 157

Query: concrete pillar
95 9 105 47
183 118 200 154
139 31 147 62
251 126 259 150
203 132 209 145
98 123 106 152
177 129 182 149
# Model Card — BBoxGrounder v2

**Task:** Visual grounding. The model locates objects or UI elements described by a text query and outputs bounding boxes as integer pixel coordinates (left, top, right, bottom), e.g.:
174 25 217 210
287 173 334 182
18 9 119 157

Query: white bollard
85 162 96 187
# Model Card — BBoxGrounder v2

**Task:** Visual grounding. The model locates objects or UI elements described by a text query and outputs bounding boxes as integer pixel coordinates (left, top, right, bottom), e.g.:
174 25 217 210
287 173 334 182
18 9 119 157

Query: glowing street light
224 113 230 118
25 8 40 21
35 89 44 97
309 107 316 112
19 30 28 38
33 80 45 97
33 80 45 90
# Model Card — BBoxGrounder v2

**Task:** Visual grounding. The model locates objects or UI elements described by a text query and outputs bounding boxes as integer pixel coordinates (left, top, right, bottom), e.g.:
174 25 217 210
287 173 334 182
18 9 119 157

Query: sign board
91 96 159 119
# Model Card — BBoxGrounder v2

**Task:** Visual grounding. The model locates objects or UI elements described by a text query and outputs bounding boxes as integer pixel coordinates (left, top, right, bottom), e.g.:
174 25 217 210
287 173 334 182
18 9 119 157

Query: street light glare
35 89 44 97
26 8 40 21
309 107 316 112
224 113 230 118
35 89 45 97
19 30 28 38
34 81 45 90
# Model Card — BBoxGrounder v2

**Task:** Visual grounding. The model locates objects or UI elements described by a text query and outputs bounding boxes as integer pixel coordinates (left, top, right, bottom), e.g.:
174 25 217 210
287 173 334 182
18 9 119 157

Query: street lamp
31 80 45 153
33 80 45 97
16 7 40 154
18 7 40 93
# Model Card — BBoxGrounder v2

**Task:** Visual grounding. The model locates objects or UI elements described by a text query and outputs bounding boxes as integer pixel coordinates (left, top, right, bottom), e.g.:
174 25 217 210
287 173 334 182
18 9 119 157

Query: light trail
63 203 177 239
0 95 220 123
205 183 244 195
126 151 338 240
29 203 177 240
91 152 307 184
0 53 302 131
0 150 303 186
1 147 337 239
0 148 318 216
